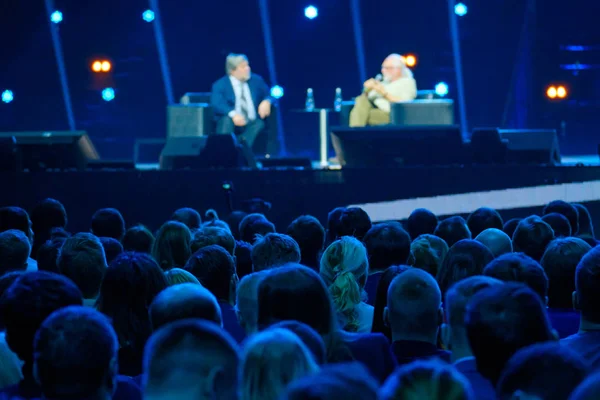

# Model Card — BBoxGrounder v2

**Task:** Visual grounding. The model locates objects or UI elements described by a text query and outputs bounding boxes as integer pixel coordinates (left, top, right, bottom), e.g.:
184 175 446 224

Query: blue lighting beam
435 82 449 97
102 88 115 102
454 2 468 16
2 90 14 104
142 9 155 22
304 5 318 19
270 85 284 99
50 10 63 24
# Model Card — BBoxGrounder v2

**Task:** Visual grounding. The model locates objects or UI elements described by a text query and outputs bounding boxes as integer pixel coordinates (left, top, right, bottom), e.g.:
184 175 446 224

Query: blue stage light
1 90 13 104
102 88 115 102
270 85 284 99
142 10 155 22
50 10 63 24
304 5 318 19
435 82 449 97
454 3 468 16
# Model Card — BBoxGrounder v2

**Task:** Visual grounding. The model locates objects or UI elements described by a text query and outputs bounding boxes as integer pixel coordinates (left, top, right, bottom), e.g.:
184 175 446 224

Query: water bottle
334 87 343 112
305 88 315 111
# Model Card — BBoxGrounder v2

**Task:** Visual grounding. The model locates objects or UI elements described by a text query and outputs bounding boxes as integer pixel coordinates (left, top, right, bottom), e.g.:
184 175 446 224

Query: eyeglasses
381 65 400 70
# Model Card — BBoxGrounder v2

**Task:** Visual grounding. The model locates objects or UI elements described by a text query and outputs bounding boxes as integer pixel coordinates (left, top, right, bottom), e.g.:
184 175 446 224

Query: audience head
99 237 123 265
91 208 125 241
475 228 513 258
573 203 595 238
570 372 600 400
239 213 275 244
541 237 592 308
152 220 192 271
30 198 68 234
164 267 201 286
0 206 33 241
484 252 549 301
191 227 236 256
335 207 372 241
0 229 31 274
512 215 555 261
574 246 600 324
503 218 522 239
240 328 319 400
543 213 572 238
465 283 554 385
234 240 254 279
33 306 119 400
122 224 155 253
57 233 108 300
372 265 411 340
269 320 327 365
252 233 301 271
149 283 221 330
236 271 269 335
467 207 504 238
143 319 239 400
363 222 411 273
406 208 438 241
225 210 247 240
0 271 25 330
497 343 588 400
286 215 326 271
326 207 347 244
544 200 579 236
185 245 237 304
434 216 471 248
408 235 444 277
380 359 473 400
171 207 201 231
436 239 494 295
36 238 65 273
320 236 369 332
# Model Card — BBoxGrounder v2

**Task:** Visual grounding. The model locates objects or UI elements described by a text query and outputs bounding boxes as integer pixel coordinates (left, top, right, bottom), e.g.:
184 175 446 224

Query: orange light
404 54 417 67
546 86 557 99
557 86 567 98
92 61 102 72
101 61 112 72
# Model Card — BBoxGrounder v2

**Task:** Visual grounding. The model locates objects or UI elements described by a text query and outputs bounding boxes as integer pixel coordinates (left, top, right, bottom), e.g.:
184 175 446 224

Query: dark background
0 0 598 159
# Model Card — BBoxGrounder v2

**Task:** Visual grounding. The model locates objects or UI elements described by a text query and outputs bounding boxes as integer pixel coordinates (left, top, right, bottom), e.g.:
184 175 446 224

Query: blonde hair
164 268 201 286
320 236 369 332
240 328 319 400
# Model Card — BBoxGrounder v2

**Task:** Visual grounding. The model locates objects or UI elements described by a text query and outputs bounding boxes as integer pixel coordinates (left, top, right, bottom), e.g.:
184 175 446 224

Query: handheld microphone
375 74 383 81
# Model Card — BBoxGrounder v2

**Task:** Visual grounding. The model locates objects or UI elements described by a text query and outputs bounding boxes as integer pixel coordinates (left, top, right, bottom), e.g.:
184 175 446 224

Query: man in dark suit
210 54 272 148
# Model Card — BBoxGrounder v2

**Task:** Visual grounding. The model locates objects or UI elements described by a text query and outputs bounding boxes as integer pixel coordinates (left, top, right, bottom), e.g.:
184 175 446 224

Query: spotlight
454 2 468 16
435 82 449 97
270 85 284 99
404 54 417 67
546 86 557 99
101 61 112 72
50 10 63 24
142 10 155 22
102 88 115 102
304 5 318 20
557 85 567 98
1 90 14 104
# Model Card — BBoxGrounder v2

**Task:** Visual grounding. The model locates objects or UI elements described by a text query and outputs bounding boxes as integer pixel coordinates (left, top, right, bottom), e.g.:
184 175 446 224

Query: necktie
240 84 250 120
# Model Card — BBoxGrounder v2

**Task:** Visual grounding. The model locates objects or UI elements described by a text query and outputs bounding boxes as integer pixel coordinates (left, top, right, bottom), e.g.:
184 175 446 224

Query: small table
291 108 335 167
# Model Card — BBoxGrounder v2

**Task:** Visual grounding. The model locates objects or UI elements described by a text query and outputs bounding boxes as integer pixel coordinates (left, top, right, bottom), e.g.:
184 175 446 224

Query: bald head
385 268 442 342
476 228 513 258
149 283 222 330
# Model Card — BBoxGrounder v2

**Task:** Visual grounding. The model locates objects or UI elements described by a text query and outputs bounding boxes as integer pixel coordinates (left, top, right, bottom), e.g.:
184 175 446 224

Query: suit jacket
210 74 271 120
340 332 397 384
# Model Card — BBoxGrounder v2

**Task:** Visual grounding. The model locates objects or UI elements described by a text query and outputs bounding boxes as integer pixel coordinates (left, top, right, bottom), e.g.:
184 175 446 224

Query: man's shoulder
212 75 231 88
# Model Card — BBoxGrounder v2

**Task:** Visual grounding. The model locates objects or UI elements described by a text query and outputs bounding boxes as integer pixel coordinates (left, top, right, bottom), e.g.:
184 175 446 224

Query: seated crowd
0 198 598 399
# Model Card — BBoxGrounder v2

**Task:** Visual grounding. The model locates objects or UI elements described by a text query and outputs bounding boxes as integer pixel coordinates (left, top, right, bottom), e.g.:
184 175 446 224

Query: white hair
226 53 249 75
386 53 414 78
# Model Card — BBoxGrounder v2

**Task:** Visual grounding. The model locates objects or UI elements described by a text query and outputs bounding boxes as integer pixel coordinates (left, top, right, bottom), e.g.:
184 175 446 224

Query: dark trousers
216 117 265 149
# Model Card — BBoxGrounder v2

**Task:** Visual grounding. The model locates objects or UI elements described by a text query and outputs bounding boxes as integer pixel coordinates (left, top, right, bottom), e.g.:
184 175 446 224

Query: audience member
0 272 25 388
122 224 155 254
96 252 168 376
252 233 301 271
240 328 319 400
234 240 254 279
512 215 555 261
467 207 504 238
191 226 236 255
100 236 124 265
569 372 600 400
444 276 503 400
380 360 473 400
236 271 270 335
170 207 201 231
152 220 192 271
0 207 36 271
270 320 327 365
543 212 573 237
434 216 471 248
201 209 230 232
573 203 598 247
334 207 372 241
497 343 588 400
503 218 522 239
143 320 240 400
239 213 275 244
286 215 326 272
436 239 494 295
185 245 245 343
544 200 579 236
465 283 555 386
164 267 201 286
475 228 513 258
406 208 438 241
320 237 373 333
0 230 31 275
35 237 65 273
483 252 548 301
225 210 248 240
91 208 126 241
57 232 108 306
385 268 449 365
30 198 68 259
408 235 445 277
326 207 347 245
372 265 411 341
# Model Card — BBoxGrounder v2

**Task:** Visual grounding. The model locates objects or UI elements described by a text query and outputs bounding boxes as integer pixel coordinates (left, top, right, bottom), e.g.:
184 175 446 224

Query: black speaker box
499 129 561 165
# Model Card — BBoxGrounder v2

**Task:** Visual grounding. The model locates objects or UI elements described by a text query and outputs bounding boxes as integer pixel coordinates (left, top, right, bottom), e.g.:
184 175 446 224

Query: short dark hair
122 224 155 254
57 233 107 299
171 207 202 230
483 252 548 301
185 245 236 302
286 215 326 272
541 237 592 308
235 240 254 279
34 306 119 400
0 271 83 366
91 208 126 241
0 206 32 242
270 320 327 365
542 213 572 238
406 208 438 241
544 200 579 236
363 222 411 273
326 207 347 244
574 246 600 323
30 198 68 233
445 275 503 329
0 229 31 274
467 207 504 238
503 218 522 239
336 207 372 241
465 283 554 385
434 216 471 248
191 227 236 256
252 233 301 271
573 203 595 238
152 221 192 271
512 216 555 261
436 239 494 295
239 213 275 244
372 266 411 340
99 236 124 266
409 234 449 277
497 342 588 400
36 238 65 273
225 210 248 240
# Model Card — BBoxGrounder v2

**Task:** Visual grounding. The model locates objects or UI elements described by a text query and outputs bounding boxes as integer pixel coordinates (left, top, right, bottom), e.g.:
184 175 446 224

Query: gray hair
226 53 249 75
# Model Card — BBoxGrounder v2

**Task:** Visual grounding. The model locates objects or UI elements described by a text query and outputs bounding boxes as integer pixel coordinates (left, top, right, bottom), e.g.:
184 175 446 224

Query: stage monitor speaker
0 131 99 171
167 104 213 137
499 129 561 165
330 125 465 168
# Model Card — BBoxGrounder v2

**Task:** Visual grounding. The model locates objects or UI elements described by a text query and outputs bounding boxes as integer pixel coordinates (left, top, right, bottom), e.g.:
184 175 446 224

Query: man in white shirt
350 54 417 127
